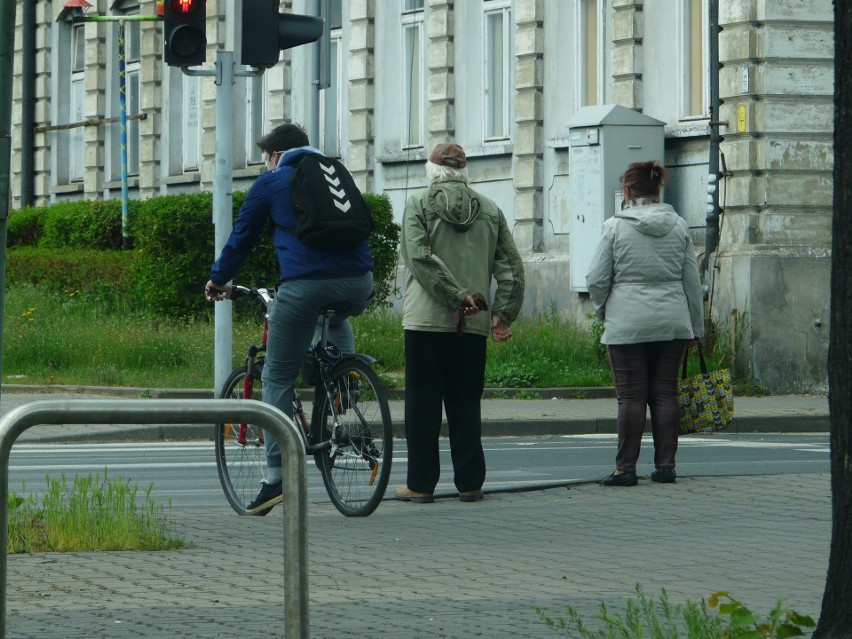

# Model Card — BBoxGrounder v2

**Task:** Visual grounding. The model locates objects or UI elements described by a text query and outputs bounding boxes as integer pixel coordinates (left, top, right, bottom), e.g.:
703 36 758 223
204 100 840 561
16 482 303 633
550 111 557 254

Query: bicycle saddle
318 301 352 315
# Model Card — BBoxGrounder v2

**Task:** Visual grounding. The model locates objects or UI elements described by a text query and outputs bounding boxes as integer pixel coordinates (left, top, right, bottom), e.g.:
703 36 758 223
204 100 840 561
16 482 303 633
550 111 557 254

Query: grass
2 283 740 390
7 470 185 553
536 584 815 638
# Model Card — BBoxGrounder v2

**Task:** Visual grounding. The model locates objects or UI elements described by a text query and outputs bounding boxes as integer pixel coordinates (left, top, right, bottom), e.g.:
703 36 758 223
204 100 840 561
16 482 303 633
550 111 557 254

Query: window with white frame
680 0 709 118
577 0 604 107
70 23 86 182
401 0 425 149
124 18 141 175
483 0 512 142
320 0 343 157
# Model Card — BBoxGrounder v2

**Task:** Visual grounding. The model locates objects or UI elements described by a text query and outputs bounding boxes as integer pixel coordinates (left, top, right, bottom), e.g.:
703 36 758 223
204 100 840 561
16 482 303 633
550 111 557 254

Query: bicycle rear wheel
311 358 393 517
215 365 266 515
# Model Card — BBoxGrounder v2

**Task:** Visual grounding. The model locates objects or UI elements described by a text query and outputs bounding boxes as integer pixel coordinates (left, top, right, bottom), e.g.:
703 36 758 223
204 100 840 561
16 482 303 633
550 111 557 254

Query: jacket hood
424 177 482 231
615 202 679 237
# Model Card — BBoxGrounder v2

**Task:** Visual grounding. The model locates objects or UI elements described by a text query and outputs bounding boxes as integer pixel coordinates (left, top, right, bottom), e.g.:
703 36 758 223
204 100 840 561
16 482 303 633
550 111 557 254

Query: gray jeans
261 272 374 471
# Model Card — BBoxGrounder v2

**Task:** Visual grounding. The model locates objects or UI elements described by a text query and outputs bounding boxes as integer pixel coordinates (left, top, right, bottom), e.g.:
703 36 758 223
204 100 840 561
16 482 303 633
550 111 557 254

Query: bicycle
214 285 393 517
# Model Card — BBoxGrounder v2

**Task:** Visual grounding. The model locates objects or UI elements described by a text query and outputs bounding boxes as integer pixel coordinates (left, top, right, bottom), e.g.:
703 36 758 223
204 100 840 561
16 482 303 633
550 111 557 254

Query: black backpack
285 154 374 251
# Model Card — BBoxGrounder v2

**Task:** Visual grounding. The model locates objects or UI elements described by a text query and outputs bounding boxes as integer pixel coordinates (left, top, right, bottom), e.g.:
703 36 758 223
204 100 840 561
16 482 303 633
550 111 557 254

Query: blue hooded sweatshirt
210 146 373 285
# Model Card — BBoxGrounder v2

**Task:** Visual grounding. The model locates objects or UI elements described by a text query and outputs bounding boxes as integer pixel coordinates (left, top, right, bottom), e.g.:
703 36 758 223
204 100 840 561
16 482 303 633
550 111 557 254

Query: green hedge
6 191 401 319
6 247 138 306
132 191 278 317
6 206 47 247
364 193 400 308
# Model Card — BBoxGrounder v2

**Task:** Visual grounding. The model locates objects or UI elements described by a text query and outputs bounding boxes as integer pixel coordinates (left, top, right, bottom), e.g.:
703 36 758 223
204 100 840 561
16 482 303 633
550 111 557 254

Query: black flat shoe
651 468 677 483
602 471 638 487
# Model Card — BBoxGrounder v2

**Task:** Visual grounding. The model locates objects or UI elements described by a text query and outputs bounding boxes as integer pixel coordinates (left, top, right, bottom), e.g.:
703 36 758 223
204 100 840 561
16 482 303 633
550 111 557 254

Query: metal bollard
0 399 308 639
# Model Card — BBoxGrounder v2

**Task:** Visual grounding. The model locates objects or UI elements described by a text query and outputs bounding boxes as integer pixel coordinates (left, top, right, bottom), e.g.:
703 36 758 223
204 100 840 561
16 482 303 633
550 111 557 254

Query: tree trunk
814 0 852 636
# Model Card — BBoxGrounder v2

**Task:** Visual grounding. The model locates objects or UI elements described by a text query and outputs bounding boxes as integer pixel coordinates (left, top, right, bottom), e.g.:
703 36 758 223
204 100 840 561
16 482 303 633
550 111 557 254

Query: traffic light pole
183 52 261 395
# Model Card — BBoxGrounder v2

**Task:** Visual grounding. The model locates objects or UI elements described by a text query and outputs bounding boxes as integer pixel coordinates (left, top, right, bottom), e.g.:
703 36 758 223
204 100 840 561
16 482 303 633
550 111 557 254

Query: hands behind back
490 316 512 343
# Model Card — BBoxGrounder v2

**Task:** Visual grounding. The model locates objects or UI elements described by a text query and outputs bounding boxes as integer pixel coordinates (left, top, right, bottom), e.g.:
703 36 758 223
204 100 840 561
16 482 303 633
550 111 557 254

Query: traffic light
241 0 324 69
163 0 207 67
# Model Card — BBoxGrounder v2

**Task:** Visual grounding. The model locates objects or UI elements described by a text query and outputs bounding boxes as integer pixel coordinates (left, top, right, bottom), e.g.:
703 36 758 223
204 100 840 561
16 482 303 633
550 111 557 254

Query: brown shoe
395 485 434 503
459 489 484 502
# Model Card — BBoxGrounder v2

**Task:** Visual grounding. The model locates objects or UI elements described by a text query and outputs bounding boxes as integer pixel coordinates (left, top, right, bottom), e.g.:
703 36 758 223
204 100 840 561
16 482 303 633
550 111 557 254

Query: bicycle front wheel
311 358 393 517
215 365 266 515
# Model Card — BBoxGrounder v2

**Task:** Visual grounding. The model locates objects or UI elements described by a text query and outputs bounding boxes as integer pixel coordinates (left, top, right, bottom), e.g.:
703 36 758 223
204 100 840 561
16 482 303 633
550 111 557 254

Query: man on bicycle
205 123 374 515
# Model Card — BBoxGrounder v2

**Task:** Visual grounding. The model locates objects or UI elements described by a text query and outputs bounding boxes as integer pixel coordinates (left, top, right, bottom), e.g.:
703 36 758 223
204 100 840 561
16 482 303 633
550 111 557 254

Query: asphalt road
7 433 829 510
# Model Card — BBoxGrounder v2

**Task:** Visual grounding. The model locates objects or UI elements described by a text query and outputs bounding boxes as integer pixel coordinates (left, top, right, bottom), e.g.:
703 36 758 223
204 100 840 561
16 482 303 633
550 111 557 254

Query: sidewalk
0 386 831 443
1 387 832 638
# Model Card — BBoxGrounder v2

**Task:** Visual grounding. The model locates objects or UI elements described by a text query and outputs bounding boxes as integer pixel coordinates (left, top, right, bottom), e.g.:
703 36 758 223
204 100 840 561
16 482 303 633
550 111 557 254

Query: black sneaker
651 468 677 483
602 471 638 487
246 481 283 516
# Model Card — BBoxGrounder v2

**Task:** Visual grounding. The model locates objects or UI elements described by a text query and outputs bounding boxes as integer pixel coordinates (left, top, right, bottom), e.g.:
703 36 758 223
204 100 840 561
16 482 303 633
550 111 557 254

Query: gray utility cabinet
567 104 665 292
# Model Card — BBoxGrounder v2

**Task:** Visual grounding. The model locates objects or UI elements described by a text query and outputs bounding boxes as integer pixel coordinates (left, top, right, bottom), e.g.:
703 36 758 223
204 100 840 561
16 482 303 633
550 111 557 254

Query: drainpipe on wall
20 0 35 207
704 0 722 281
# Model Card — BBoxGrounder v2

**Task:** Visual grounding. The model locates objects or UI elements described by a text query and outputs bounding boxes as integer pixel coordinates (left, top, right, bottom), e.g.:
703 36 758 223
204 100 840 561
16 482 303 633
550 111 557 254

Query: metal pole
118 20 130 249
704 0 722 276
213 50 235 395
0 399 309 639
20 1 35 208
0 0 18 403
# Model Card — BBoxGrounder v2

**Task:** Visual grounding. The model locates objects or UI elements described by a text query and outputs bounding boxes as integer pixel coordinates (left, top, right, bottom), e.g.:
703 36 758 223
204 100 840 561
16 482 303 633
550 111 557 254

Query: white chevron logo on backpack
321 162 351 212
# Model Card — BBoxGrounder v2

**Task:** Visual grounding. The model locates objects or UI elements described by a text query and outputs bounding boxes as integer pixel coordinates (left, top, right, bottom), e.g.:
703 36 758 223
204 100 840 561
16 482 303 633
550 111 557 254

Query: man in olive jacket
395 143 525 504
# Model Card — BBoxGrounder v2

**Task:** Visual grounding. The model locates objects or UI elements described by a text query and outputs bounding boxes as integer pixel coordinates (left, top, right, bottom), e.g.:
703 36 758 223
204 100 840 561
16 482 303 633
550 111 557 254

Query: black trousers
404 330 487 494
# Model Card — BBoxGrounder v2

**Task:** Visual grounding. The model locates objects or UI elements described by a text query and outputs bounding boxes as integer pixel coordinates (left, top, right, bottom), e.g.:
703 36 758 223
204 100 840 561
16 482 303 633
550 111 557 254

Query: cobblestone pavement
0 388 832 638
5 474 829 638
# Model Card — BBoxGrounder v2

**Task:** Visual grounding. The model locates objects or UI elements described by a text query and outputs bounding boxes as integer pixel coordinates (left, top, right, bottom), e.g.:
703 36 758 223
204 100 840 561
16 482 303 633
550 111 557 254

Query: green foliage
40 199 139 250
1 283 254 388
6 247 138 307
6 205 47 246
131 191 277 317
587 313 609 363
132 191 219 317
536 585 814 639
706 592 815 639
7 470 185 553
6 190 399 320
364 193 401 309
486 311 612 387
486 363 539 387
350 308 406 370
514 389 542 399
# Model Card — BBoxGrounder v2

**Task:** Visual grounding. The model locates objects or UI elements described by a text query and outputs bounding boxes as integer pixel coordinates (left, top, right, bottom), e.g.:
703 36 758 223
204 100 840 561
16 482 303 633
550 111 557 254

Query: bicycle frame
217 285 393 517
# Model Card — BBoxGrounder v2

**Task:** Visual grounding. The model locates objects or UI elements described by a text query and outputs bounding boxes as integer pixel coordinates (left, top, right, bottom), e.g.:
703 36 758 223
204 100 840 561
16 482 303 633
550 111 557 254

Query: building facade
10 0 834 392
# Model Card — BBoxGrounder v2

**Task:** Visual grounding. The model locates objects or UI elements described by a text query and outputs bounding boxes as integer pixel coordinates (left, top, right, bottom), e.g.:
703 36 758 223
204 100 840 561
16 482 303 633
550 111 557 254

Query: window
123 18 141 175
681 0 708 118
401 0 425 148
70 23 86 182
578 0 604 107
320 0 343 157
484 0 511 141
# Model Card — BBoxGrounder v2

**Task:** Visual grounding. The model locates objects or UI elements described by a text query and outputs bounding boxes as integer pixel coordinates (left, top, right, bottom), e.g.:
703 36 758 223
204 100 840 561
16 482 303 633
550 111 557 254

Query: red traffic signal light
163 0 207 67
241 0 324 68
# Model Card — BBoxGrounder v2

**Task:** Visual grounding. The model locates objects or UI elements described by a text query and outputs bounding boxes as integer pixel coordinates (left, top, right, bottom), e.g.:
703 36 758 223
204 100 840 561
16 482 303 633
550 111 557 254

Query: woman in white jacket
585 161 704 486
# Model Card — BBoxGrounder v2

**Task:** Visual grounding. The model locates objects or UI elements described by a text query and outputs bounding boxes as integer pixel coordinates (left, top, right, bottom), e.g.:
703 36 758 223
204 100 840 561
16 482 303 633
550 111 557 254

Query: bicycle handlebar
230 285 275 309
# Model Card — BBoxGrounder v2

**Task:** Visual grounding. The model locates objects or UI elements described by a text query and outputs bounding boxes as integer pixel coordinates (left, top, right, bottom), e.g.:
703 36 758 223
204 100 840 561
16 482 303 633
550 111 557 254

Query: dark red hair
620 161 667 198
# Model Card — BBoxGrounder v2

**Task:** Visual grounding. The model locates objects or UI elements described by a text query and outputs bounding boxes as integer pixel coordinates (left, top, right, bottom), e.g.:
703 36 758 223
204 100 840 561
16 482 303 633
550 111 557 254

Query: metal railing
0 399 309 639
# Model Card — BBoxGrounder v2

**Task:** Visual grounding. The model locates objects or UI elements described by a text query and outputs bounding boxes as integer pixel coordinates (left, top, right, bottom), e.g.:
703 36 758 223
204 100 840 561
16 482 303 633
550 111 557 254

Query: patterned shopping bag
678 342 734 435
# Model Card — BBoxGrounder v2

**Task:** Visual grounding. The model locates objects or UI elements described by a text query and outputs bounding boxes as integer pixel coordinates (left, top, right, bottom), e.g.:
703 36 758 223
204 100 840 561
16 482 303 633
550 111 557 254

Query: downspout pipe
704 0 722 277
20 1 35 207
